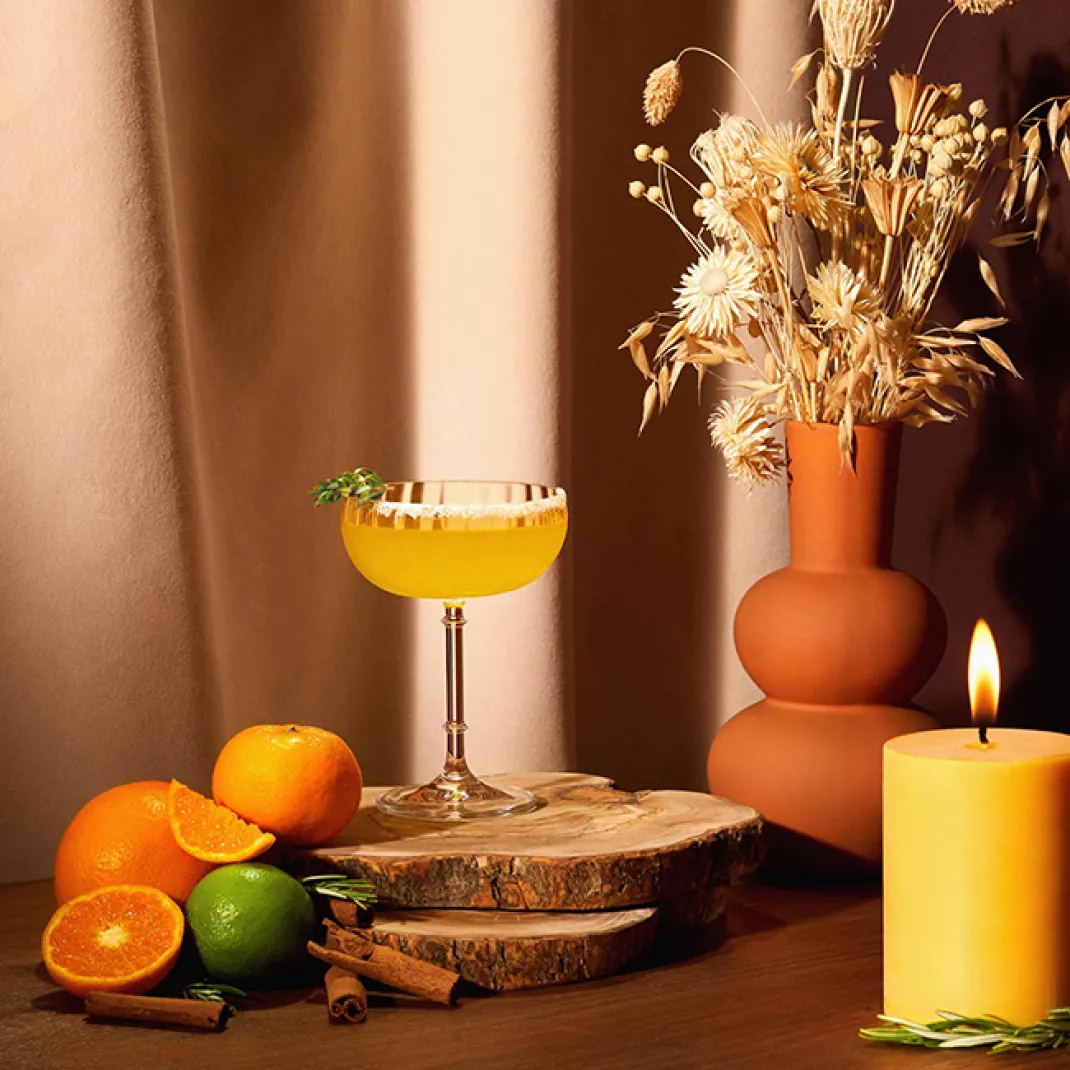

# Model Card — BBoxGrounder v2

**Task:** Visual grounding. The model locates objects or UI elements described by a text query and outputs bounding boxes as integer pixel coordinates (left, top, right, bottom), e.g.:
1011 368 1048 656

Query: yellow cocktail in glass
341 481 567 819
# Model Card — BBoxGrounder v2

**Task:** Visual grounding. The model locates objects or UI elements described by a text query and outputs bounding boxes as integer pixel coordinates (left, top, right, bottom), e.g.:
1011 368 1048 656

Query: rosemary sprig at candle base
861 1008 1070 1054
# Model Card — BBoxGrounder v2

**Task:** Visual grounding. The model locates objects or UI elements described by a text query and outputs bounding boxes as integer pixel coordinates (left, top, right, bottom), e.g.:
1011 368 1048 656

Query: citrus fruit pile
43 724 362 998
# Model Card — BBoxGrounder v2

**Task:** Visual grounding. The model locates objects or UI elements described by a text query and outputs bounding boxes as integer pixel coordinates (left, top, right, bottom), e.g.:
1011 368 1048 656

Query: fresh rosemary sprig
308 468 386 507
301 874 378 908
861 1008 1070 1055
183 982 247 1004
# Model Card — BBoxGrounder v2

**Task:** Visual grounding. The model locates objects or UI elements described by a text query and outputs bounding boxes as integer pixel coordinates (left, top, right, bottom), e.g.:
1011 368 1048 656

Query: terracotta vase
707 421 945 876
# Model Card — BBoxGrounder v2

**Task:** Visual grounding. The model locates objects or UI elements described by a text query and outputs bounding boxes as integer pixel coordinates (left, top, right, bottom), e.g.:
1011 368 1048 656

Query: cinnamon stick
308 935 459 1006
84 992 232 1031
325 965 368 1023
328 898 373 929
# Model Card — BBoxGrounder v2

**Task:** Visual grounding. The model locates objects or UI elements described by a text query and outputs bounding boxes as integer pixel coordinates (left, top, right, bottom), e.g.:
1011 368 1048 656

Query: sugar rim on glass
367 488 567 520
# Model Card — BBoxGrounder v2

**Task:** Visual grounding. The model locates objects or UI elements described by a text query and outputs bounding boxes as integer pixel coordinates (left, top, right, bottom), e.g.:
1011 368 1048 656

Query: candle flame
968 618 1000 730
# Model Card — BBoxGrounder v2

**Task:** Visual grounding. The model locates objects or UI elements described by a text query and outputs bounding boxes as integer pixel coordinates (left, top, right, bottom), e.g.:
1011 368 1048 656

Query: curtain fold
1 0 807 883
0 0 210 883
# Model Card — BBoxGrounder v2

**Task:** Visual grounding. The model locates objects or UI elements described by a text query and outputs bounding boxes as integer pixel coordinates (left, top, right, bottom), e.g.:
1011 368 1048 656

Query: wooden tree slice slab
347 906 659 991
293 772 763 913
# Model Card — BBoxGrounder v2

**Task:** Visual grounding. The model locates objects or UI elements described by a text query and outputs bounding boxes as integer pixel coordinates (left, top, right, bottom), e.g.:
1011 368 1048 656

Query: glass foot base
376 772 539 821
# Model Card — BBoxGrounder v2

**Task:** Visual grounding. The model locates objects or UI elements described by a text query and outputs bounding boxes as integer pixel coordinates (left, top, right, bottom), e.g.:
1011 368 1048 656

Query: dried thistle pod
950 0 1020 12
816 0 895 71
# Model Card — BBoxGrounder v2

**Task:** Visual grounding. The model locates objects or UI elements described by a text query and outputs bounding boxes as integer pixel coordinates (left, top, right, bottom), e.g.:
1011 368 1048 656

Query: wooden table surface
1 878 1061 1070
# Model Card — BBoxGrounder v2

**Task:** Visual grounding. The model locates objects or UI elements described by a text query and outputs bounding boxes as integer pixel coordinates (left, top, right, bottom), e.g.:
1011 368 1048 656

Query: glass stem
441 602 470 780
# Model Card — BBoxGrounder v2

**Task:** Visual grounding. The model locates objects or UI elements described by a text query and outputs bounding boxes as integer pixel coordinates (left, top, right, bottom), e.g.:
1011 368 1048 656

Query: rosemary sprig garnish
861 1008 1070 1054
308 468 386 507
301 874 378 908
183 982 247 1005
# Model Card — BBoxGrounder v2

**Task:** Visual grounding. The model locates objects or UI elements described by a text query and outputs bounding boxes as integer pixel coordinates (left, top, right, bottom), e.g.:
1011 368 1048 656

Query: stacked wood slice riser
290 773 763 991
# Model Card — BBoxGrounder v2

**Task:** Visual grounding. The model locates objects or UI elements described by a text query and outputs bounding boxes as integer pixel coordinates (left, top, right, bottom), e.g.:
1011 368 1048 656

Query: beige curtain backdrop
21 0 1065 888
1 0 809 883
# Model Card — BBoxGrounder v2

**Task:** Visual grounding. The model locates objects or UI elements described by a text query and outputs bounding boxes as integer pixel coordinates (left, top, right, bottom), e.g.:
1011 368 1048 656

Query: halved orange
42 885 184 997
167 779 275 862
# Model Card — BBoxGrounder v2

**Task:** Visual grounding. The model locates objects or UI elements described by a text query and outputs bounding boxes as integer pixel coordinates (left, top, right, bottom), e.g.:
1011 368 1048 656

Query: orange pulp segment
167 779 276 862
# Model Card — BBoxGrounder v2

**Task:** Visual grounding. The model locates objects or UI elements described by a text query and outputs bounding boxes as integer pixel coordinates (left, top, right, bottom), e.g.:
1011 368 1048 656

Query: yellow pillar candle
885 620 1070 1026
884 728 1070 1024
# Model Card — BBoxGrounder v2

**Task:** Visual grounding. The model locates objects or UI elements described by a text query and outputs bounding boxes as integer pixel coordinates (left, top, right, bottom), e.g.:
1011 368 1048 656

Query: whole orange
54 781 213 905
212 724 363 846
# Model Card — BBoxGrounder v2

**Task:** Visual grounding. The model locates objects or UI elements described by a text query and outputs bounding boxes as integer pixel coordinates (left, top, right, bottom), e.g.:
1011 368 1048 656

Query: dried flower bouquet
625 0 1066 483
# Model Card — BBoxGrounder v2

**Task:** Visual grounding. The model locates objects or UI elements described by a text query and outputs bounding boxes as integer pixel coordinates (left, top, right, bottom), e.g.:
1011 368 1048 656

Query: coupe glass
341 481 568 820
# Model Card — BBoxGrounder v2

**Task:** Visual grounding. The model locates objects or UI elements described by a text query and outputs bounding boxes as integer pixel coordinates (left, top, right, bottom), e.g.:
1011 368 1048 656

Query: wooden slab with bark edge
292 773 763 919
335 905 659 991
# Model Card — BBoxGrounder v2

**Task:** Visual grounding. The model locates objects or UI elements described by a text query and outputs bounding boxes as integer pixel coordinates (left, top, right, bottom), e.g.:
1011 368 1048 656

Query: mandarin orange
42 884 185 997
54 781 213 905
212 724 362 846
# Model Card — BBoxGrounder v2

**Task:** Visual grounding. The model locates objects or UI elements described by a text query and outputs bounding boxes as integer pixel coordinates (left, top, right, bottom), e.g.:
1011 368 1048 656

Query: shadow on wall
956 43 1070 733
890 0 1070 733
562 0 730 792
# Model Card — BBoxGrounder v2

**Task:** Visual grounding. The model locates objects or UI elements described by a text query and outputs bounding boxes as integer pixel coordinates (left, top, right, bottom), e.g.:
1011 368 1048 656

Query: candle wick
978 724 989 746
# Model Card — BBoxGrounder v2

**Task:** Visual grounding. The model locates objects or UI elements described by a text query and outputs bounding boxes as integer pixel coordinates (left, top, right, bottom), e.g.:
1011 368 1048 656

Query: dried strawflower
628 181 646 199
754 124 846 230
675 249 761 339
808 262 880 334
817 0 895 71
643 59 682 126
950 0 1019 12
709 398 784 486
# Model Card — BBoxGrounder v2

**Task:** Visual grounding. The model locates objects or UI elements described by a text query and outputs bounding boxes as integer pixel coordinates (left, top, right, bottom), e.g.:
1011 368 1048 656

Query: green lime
185 863 318 989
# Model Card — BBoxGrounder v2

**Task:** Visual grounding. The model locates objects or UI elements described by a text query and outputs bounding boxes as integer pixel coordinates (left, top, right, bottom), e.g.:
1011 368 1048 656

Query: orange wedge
42 884 184 997
167 780 276 863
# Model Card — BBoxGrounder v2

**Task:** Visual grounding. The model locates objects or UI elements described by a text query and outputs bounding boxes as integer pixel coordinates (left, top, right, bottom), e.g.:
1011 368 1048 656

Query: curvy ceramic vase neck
786 421 900 571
